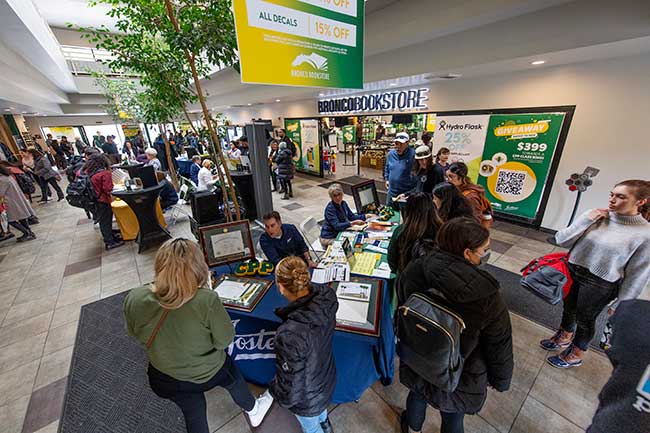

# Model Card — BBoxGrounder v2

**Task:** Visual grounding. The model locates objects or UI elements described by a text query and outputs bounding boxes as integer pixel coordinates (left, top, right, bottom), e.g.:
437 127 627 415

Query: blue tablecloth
213 264 395 403
176 158 192 177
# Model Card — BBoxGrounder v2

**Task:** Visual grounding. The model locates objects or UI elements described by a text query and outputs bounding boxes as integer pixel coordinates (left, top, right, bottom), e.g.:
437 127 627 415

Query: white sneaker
246 390 274 428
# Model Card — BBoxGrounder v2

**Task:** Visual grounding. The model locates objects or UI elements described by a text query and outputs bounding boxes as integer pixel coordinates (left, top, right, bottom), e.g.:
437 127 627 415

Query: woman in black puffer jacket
270 256 338 433
397 217 513 433
274 141 295 200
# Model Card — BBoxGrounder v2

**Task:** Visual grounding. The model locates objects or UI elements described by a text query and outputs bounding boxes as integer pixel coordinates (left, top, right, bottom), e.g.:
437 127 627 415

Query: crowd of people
122 172 649 433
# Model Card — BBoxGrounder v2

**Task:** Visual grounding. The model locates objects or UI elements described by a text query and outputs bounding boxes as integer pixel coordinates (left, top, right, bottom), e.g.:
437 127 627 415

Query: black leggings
148 355 255 433
281 179 293 195
560 264 619 350
406 390 465 433
9 219 32 236
39 177 64 200
94 202 116 244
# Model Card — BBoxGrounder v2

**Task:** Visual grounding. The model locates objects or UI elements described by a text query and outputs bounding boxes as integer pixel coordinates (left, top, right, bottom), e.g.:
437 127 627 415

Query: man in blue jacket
189 155 201 186
260 211 316 267
384 132 416 206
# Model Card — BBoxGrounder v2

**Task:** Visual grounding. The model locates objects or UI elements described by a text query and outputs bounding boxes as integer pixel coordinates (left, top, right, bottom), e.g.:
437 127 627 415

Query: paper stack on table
311 263 350 284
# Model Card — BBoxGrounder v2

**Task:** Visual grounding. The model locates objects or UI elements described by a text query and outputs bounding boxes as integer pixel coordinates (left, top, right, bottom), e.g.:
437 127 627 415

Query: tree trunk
158 124 179 190
163 0 241 221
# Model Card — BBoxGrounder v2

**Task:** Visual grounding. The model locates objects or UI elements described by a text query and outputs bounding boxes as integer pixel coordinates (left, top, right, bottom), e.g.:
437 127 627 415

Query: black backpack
65 172 97 210
14 173 35 195
396 291 466 392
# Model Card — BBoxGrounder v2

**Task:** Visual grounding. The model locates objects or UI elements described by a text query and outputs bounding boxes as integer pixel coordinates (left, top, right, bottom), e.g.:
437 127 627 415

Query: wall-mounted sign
233 0 364 89
477 113 566 220
318 88 429 114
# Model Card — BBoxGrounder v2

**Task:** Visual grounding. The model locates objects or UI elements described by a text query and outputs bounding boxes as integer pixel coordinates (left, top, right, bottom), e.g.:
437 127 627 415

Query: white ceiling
32 0 115 30
2 0 650 118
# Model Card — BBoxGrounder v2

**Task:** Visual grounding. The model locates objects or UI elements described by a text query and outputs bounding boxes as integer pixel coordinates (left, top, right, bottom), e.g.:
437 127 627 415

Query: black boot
320 418 334 433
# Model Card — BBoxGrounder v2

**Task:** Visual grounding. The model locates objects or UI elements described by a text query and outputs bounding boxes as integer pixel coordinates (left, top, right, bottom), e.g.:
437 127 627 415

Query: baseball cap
394 132 410 143
414 145 432 160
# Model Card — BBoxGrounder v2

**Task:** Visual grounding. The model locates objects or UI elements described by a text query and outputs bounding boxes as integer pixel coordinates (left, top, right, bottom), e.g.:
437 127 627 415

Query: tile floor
0 170 624 433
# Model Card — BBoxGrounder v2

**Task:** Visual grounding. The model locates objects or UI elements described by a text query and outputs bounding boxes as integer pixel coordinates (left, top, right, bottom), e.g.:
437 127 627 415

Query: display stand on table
111 163 143 179
112 183 171 253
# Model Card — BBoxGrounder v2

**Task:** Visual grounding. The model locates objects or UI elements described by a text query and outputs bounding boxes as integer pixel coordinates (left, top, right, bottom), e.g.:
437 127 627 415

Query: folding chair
300 216 325 260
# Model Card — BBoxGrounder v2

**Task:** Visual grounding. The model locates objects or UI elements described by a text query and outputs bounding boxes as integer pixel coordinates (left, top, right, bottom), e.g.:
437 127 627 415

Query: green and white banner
284 118 322 175
432 115 490 182
477 113 566 220
233 0 364 89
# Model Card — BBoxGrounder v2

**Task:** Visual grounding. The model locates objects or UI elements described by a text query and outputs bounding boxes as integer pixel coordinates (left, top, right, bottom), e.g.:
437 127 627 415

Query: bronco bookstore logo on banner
233 0 364 89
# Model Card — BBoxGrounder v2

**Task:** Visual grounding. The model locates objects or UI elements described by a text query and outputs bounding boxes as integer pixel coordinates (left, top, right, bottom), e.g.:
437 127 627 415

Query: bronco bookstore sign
233 0 364 89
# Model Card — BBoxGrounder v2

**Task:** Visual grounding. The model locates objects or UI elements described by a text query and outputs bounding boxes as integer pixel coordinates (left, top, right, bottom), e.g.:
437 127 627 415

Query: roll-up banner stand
284 117 324 177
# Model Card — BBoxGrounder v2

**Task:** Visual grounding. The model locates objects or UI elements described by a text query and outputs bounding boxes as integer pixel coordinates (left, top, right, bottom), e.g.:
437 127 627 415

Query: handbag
520 221 597 304
146 309 170 349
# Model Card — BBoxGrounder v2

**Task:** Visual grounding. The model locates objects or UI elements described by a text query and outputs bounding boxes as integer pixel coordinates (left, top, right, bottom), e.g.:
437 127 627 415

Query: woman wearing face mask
397 217 513 433
541 179 650 369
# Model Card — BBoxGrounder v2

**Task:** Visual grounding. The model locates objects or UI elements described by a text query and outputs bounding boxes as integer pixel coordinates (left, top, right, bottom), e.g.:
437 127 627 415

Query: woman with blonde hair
269 256 338 433
124 238 272 433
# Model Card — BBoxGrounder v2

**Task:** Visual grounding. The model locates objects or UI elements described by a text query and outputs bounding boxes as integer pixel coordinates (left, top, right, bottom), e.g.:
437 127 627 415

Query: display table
112 184 171 253
212 264 395 403
111 198 167 242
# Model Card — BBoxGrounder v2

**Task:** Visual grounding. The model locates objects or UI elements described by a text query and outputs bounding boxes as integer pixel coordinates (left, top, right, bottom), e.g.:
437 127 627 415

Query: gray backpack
396 291 466 392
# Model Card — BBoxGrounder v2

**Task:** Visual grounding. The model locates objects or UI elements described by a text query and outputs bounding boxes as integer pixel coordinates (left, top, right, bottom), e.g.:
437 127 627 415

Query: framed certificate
211 274 272 312
331 277 382 337
351 179 380 214
198 220 255 267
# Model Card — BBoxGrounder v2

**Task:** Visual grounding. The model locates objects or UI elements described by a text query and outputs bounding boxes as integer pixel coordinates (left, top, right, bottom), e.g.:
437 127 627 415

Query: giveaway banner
233 0 364 88
478 113 565 220
431 115 490 182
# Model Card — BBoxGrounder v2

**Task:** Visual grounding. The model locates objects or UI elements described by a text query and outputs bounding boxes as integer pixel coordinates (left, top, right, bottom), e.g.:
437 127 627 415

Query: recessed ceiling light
531 60 545 65
247 103 252 106
3 109 10 112
389 82 397 86
319 93 325 97
275 99 281 102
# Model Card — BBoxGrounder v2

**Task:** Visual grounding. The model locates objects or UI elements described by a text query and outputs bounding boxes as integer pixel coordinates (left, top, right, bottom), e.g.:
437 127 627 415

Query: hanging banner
299 119 320 175
233 0 364 89
431 115 490 181
478 113 565 220
284 118 302 164
48 127 75 139
121 124 141 139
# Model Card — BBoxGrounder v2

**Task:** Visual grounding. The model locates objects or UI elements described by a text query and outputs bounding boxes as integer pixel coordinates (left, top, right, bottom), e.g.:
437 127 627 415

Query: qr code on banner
495 170 527 196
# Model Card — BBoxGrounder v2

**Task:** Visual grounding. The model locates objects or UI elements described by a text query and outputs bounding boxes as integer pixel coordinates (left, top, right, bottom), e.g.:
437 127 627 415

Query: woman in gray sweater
541 179 650 368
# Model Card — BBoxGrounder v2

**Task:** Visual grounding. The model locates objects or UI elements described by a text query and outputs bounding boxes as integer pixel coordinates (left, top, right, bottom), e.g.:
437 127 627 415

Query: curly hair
83 153 110 174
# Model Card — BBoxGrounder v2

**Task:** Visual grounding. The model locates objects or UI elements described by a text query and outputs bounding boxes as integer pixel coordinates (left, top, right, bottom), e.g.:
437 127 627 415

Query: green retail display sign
477 113 566 220
342 125 356 144
283 118 322 176
233 0 364 89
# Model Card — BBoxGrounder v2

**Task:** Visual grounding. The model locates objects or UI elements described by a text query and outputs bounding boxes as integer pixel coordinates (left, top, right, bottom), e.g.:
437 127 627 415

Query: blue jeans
296 409 328 433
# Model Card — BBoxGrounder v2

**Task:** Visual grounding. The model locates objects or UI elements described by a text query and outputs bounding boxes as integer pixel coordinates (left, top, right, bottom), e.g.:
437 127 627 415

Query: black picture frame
198 220 255 267
351 179 380 214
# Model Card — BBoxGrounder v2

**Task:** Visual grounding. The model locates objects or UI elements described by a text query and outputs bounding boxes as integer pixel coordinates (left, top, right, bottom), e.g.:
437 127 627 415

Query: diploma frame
198 220 255 267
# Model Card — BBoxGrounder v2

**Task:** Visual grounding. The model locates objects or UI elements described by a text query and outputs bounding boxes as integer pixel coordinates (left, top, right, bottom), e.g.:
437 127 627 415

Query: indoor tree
92 72 181 189
76 0 241 219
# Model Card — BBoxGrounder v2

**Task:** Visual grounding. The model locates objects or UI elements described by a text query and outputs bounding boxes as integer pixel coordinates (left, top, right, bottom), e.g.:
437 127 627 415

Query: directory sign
233 0 364 88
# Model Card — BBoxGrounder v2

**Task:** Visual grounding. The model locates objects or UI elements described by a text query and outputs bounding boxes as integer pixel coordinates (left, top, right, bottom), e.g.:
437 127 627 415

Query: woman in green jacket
124 238 273 433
